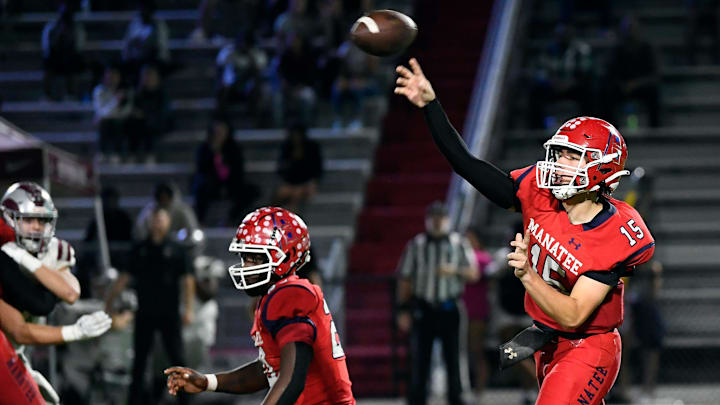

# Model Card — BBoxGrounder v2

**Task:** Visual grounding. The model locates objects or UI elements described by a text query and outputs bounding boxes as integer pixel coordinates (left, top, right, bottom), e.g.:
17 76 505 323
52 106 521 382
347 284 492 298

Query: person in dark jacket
104 208 194 405
127 63 172 163
192 115 259 225
272 123 323 213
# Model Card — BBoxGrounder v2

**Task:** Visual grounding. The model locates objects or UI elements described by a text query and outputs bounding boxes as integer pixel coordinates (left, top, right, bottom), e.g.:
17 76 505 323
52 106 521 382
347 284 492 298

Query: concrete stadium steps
660 289 720 340
58 224 348 264
0 67 217 101
94 159 370 198
531 6 687 41
2 98 217 131
662 66 720 98
526 35 720 68
344 0 491 396
1 96 351 131
4 0 199 13
3 10 199 42
0 40 221 72
53 191 362 229
33 128 379 163
364 173 449 208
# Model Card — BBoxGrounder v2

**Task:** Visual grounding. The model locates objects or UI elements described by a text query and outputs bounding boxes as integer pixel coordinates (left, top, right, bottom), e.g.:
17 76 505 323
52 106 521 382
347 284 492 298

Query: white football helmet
1 182 58 254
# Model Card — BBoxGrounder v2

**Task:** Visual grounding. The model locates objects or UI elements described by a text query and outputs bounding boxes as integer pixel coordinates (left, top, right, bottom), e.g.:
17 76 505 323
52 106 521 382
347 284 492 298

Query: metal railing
446 0 522 231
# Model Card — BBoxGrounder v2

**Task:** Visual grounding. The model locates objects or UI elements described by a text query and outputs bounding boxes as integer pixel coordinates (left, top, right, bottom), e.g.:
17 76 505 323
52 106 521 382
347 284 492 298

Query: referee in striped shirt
396 201 478 405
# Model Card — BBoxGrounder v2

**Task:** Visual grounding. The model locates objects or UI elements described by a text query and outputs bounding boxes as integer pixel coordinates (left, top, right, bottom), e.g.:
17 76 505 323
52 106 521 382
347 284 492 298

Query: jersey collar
582 200 617 231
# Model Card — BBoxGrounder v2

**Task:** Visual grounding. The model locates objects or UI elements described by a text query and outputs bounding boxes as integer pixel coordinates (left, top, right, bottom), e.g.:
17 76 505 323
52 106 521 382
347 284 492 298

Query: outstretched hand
507 231 532 280
394 58 436 108
164 366 207 395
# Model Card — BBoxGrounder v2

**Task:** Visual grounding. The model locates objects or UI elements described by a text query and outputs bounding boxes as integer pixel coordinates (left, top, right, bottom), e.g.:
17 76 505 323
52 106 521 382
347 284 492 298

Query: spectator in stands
318 0 350 51
462 228 495 399
215 32 271 119
104 207 194 405
685 0 720 65
272 123 323 213
395 201 478 405
190 0 260 44
331 38 380 130
603 16 661 128
192 115 259 225
255 0 290 39
93 63 132 164
122 1 169 83
277 32 319 126
41 2 85 101
128 63 171 164
527 23 596 129
273 0 320 44
135 182 201 255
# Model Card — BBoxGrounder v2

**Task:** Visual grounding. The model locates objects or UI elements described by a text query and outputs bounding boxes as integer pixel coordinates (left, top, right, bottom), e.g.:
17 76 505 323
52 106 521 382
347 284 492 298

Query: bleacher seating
344 0 492 396
0 4 380 362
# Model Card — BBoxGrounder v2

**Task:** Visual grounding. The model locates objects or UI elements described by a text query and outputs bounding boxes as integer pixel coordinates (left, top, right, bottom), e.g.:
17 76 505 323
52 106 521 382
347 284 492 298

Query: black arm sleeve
582 268 624 287
276 342 313 405
423 99 516 209
0 252 58 316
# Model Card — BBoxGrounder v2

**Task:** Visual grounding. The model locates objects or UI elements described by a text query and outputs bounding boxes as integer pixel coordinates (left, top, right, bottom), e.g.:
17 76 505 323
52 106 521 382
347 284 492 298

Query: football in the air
350 10 417 57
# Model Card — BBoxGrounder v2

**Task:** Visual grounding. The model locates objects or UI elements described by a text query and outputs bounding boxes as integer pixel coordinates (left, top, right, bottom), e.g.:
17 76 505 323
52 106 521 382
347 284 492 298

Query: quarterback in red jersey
395 58 654 405
165 207 354 405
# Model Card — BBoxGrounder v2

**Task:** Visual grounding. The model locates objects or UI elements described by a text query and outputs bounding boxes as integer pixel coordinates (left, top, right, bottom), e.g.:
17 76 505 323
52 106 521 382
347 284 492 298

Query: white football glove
39 237 77 271
61 311 112 342
1 241 42 273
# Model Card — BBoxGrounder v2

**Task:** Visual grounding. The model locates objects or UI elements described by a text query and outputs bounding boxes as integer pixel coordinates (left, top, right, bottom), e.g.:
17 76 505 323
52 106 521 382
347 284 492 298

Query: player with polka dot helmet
228 207 311 296
535 116 630 200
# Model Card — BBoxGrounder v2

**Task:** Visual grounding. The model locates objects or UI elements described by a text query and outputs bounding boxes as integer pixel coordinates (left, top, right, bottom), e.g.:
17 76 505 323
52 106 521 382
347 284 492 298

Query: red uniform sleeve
0 217 15 245
614 201 655 276
262 284 319 348
621 242 655 276
509 165 536 212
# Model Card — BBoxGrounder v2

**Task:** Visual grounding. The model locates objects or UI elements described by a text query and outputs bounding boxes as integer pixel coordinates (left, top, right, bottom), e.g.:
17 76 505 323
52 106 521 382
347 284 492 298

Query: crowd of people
32 0 389 165
525 10 661 130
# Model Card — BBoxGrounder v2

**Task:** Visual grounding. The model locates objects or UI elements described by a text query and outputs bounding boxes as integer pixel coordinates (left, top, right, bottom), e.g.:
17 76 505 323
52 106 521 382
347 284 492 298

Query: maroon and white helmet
1 182 58 253
228 207 311 291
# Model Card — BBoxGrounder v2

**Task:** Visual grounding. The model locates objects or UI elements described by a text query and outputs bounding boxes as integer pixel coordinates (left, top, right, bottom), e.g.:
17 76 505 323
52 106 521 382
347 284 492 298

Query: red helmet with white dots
536 117 630 200
227 206 311 291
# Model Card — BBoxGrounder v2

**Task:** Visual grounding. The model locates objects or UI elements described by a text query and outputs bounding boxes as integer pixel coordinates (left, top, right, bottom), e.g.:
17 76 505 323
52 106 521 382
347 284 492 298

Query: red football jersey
511 165 655 333
251 275 355 405
0 326 44 405
0 217 15 245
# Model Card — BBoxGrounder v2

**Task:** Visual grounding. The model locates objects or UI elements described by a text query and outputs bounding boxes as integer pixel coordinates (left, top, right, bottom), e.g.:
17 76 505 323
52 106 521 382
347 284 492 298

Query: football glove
61 311 112 342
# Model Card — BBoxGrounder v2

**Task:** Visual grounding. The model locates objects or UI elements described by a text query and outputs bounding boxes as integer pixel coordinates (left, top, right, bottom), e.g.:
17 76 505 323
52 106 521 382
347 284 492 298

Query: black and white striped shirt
397 232 474 304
